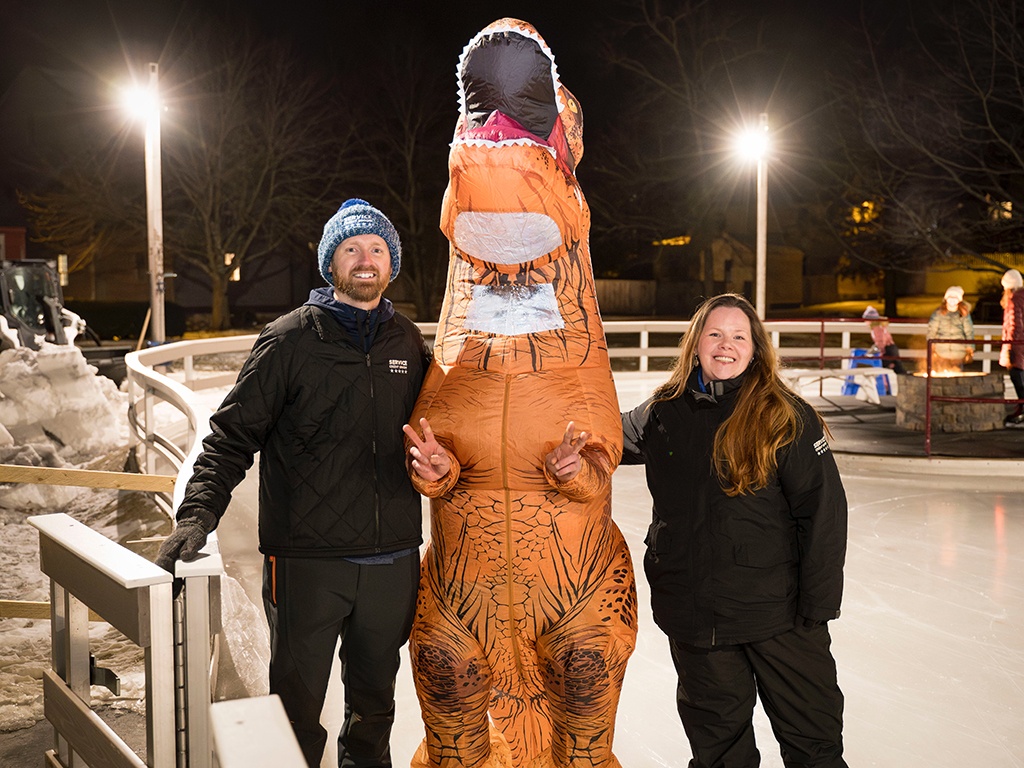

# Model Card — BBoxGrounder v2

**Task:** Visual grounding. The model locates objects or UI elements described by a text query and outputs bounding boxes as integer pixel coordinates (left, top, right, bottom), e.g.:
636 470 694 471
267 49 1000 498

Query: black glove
155 517 211 573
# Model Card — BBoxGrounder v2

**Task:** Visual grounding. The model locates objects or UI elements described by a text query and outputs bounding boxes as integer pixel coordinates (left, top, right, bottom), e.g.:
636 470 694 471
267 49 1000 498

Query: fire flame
914 355 982 377
912 370 988 378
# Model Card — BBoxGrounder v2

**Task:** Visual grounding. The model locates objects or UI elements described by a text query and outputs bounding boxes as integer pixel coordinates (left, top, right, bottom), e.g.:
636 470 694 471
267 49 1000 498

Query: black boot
1005 405 1024 428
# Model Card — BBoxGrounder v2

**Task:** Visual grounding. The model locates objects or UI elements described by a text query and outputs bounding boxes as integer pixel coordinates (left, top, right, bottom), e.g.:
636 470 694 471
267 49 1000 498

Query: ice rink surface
204 376 1024 767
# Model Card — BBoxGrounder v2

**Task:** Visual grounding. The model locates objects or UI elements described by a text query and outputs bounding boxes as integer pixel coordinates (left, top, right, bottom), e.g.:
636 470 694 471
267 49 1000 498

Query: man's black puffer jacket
176 304 430 558
621 370 847 647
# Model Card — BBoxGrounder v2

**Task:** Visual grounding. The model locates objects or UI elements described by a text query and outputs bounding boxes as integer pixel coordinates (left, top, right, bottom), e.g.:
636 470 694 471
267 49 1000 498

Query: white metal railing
30 512 175 768
124 335 262 517
209 695 305 767
599 318 1001 374
28 511 223 768
23 336 246 768
122 318 1006 489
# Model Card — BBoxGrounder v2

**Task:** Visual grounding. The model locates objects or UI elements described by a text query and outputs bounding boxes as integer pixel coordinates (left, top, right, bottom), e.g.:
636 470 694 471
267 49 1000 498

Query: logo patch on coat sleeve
389 358 409 374
813 435 830 456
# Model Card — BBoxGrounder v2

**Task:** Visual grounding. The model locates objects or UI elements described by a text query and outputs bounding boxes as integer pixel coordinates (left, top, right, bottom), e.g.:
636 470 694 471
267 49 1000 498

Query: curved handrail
124 335 259 514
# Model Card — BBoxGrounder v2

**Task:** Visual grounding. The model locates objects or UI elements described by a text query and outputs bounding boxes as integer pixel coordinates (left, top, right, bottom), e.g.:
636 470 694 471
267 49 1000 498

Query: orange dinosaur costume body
407 19 637 768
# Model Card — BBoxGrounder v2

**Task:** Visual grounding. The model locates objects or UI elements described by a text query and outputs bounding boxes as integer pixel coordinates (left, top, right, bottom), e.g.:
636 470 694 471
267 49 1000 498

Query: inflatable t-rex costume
406 18 637 768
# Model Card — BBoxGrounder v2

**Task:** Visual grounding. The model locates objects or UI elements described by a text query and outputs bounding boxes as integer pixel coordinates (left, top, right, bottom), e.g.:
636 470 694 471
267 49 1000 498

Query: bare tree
590 0 771 289
349 44 453 321
830 0 1024 284
21 20 355 330
162 23 354 329
19 150 145 280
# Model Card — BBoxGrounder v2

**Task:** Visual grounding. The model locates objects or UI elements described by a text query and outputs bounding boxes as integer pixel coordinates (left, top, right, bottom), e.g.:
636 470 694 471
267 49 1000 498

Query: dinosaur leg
409 586 505 768
536 551 637 767
486 664 552 767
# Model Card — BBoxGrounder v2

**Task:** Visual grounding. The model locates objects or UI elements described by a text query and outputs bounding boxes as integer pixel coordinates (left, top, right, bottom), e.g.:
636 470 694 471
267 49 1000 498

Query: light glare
122 84 159 121
735 126 769 161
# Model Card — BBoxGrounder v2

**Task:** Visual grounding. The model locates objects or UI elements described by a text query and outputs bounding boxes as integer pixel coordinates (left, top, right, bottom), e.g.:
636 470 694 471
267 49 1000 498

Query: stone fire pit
895 371 1006 432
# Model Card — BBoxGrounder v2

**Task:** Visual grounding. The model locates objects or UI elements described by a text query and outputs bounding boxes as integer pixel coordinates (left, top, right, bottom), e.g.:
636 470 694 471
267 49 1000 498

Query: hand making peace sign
545 421 588 482
403 417 452 482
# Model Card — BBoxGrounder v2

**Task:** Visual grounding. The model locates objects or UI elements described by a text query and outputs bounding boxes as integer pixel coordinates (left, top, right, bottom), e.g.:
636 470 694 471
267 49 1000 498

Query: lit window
225 253 240 282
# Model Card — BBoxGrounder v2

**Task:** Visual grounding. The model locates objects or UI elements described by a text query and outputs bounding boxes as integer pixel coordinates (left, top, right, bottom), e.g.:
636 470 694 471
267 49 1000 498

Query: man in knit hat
156 198 430 766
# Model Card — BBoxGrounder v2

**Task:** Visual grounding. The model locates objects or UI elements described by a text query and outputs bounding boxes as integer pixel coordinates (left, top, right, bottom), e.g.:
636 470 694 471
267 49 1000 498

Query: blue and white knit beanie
317 198 401 285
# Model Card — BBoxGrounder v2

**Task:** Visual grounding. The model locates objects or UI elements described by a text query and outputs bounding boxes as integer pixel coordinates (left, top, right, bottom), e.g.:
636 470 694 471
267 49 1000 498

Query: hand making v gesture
403 417 452 482
545 420 588 482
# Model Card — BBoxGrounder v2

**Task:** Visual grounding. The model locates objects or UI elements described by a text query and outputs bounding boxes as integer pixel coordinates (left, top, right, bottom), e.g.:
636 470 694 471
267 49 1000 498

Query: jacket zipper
500 375 524 677
367 351 381 552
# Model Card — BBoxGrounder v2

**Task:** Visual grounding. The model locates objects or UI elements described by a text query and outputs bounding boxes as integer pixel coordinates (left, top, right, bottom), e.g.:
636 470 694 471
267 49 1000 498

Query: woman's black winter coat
621 373 847 647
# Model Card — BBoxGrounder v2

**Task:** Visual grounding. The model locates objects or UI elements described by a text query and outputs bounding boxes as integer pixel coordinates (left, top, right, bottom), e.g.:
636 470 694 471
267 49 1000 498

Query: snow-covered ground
0 344 269 739
0 345 157 731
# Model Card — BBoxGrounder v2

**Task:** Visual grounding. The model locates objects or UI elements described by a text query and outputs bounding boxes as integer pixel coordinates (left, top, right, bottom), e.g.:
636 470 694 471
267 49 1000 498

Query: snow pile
0 344 150 731
0 344 128 510
0 342 270 737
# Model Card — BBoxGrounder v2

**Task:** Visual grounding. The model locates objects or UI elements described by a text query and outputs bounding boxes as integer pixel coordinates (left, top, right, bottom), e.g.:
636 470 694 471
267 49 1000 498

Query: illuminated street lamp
123 62 165 343
735 113 769 319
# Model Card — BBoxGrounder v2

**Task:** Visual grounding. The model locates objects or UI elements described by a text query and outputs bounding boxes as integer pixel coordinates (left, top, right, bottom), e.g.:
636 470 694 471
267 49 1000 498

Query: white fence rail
29 513 175 768
29 509 223 768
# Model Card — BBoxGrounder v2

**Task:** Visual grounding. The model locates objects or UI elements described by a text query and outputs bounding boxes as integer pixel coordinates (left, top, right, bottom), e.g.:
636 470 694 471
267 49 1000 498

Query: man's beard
334 272 388 304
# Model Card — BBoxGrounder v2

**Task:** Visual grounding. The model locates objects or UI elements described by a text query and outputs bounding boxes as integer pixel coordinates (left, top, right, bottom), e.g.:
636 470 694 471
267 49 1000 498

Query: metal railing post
924 340 934 456
179 570 220 768
31 512 177 767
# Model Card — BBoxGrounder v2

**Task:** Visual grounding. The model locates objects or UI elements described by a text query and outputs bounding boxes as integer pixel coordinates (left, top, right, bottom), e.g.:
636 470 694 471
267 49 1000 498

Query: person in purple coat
1000 269 1024 427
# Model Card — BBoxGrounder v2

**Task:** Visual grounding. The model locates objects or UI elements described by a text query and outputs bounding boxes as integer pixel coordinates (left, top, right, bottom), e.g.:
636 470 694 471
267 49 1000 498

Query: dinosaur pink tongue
461 111 544 144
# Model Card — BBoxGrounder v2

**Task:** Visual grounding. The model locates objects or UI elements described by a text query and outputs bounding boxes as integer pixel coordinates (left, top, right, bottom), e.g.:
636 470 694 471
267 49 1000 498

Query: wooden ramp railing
0 464 175 494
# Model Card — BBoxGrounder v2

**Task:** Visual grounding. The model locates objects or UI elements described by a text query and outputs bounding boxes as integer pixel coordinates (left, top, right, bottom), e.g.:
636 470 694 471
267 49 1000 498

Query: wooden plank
0 464 175 494
31 514 172 589
31 514 172 644
0 599 51 620
0 599 101 622
43 668 147 768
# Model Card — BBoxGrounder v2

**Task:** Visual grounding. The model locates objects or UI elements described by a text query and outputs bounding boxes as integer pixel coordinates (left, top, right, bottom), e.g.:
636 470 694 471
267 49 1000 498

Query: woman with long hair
621 293 849 768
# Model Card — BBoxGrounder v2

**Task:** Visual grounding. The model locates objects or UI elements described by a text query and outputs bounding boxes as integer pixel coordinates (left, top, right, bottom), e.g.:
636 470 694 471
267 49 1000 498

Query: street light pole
754 112 769 320
143 62 165 344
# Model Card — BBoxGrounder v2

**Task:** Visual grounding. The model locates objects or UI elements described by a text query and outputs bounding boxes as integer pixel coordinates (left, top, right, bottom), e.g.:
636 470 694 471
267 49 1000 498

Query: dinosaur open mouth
461 27 558 140
459 110 550 146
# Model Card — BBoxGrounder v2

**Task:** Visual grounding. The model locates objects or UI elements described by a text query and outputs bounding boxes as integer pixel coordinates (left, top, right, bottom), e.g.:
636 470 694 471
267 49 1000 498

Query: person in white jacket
926 286 974 372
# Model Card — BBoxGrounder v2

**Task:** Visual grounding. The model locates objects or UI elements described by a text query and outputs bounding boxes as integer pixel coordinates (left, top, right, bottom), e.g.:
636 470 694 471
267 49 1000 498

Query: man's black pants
669 624 847 768
262 553 419 768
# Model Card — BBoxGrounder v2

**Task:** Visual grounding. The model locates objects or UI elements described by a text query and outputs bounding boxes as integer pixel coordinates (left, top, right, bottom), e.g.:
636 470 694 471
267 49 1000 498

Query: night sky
0 1 618 107
0 0 934 251
0 0 898 131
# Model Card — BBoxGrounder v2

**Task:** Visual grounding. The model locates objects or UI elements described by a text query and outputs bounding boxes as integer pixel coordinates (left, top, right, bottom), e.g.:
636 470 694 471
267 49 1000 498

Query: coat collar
688 367 746 404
